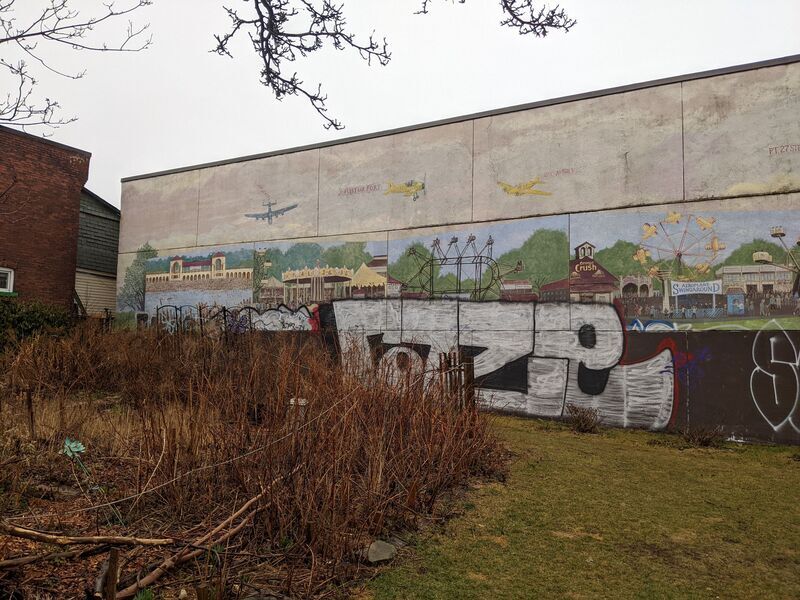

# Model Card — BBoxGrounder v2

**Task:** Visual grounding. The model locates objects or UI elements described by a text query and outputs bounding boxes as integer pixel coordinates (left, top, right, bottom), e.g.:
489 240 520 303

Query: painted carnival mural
116 196 800 445
570 205 800 333
115 62 800 443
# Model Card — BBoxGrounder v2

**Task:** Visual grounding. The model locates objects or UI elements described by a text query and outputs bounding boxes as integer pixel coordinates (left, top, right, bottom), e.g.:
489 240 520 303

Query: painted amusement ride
404 235 523 300
635 211 726 312
754 226 800 296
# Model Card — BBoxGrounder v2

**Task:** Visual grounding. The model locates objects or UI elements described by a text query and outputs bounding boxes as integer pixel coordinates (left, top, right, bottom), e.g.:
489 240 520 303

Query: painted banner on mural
670 280 723 296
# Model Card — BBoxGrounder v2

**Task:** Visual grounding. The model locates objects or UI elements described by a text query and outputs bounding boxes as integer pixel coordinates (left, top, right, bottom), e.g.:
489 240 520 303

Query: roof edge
81 187 121 217
0 124 91 158
121 53 800 184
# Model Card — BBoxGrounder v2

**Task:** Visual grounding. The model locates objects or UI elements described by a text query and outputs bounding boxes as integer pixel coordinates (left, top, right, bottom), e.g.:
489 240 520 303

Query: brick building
0 126 91 308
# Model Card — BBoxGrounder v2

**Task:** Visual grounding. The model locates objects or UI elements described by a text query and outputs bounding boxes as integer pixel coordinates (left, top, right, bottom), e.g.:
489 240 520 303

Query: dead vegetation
0 325 505 598
564 404 601 434
680 426 726 448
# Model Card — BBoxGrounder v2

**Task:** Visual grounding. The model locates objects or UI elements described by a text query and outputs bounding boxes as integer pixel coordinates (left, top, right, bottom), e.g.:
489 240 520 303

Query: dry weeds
0 325 505 598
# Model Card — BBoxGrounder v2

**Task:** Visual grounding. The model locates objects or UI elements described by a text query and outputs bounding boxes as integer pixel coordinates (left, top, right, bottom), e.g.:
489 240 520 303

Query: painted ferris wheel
634 211 725 281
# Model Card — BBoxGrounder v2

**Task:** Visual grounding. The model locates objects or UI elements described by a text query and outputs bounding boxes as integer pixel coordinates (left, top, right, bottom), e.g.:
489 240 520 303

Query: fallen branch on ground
116 509 257 598
0 522 174 547
116 469 296 599
0 544 110 569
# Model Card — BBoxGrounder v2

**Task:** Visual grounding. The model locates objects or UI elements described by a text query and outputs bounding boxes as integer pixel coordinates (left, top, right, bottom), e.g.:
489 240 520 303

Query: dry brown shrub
681 426 726 448
0 325 505 596
564 403 601 434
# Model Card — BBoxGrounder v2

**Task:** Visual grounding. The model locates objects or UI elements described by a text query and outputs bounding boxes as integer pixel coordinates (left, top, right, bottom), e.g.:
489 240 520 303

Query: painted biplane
385 180 425 201
497 177 552 197
665 211 682 224
694 263 711 275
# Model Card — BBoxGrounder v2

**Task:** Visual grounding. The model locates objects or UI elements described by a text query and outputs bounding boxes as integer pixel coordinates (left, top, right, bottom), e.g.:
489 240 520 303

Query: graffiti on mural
750 320 800 433
669 347 711 390
628 319 679 332
332 299 675 430
156 303 320 334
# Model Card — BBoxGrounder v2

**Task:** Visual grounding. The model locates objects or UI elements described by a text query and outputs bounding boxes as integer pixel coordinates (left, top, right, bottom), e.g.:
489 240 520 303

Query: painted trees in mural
388 223 568 300
490 228 569 296
118 243 157 312
389 243 441 294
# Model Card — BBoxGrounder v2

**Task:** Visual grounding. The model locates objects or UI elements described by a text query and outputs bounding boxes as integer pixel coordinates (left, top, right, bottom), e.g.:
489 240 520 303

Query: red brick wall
0 126 90 308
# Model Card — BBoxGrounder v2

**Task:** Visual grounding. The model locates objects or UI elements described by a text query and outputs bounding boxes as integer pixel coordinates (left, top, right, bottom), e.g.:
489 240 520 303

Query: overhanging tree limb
0 0 152 129
213 0 575 130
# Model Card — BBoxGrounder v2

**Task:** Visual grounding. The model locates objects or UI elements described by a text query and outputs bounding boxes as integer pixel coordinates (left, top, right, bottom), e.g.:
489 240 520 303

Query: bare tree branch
213 0 391 130
418 1 575 35
0 0 152 129
216 1 574 130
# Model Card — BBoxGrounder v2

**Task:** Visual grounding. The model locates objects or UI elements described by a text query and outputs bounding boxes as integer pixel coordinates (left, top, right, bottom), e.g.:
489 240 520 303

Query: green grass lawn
365 417 800 599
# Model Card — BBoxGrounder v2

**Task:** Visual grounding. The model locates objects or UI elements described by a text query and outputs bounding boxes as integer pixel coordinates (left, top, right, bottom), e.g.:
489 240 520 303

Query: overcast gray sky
12 0 800 207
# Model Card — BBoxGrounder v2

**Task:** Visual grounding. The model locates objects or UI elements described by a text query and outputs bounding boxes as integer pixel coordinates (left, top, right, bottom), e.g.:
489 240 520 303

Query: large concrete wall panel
116 59 800 444
196 149 319 246
119 170 199 253
317 121 473 236
683 62 800 199
473 84 684 221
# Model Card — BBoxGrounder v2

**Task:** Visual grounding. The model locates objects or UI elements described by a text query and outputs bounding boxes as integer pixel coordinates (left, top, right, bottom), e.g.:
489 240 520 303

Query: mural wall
117 59 800 444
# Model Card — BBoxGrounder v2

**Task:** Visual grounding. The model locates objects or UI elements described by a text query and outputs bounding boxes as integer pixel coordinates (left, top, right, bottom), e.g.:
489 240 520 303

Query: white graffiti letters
333 299 674 430
750 321 800 433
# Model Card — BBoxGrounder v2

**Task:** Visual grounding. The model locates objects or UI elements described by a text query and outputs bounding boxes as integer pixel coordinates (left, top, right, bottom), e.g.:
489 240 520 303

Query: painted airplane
497 177 552 197
642 223 658 240
694 262 711 275
665 211 682 224
245 201 299 225
696 216 716 230
633 247 651 265
385 180 425 201
705 236 727 255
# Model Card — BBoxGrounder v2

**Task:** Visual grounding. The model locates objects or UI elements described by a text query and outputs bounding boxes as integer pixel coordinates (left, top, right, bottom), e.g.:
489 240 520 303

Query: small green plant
564 404 601 434
61 437 124 524
134 589 155 600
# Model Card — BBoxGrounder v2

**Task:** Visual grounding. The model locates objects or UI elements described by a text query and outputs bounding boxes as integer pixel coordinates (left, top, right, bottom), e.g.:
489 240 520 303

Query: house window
0 267 14 293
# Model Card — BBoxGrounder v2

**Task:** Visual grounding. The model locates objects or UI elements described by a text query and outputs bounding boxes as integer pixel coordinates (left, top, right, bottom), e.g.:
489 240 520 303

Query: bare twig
0 522 174 547
0 0 152 128
0 543 110 570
